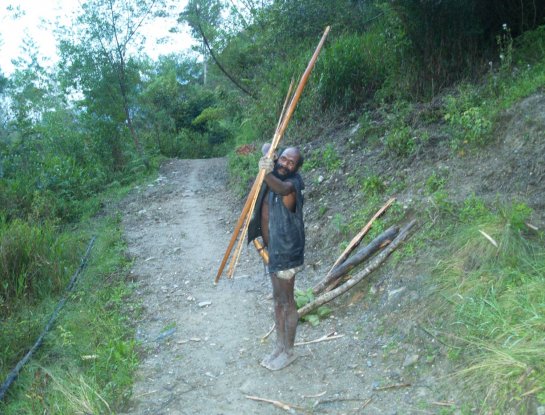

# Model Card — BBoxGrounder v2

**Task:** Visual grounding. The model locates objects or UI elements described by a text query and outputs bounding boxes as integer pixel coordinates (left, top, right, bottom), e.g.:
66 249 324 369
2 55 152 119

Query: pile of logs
298 198 417 318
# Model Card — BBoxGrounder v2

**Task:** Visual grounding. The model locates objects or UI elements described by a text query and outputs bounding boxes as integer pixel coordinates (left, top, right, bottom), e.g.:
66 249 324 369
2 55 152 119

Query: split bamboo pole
215 26 331 283
226 79 294 278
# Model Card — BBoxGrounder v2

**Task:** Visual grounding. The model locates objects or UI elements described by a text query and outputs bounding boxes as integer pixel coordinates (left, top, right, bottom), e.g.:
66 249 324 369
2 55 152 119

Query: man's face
273 148 300 180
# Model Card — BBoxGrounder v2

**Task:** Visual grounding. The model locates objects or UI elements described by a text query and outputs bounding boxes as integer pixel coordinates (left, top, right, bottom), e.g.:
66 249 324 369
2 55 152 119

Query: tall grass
0 215 138 413
432 201 545 412
0 219 80 315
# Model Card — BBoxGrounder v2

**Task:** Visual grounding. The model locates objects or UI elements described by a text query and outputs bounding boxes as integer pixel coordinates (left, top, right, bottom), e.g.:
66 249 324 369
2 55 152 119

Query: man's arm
264 173 296 212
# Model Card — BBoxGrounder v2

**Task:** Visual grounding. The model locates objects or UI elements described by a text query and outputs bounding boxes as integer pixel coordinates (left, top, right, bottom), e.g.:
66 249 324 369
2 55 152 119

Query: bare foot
260 347 282 368
261 351 297 371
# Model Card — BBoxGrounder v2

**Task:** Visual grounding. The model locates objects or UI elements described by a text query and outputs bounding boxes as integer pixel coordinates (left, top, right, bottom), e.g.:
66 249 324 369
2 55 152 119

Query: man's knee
275 265 303 280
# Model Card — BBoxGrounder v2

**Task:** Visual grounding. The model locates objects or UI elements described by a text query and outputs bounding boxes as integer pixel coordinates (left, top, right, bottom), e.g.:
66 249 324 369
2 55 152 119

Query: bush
443 86 493 147
384 125 415 156
0 219 78 315
227 149 260 197
316 27 403 109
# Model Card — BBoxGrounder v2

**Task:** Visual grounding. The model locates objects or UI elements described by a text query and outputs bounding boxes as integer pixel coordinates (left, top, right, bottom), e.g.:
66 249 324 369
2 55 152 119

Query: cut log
298 220 416 318
327 197 395 274
312 226 399 295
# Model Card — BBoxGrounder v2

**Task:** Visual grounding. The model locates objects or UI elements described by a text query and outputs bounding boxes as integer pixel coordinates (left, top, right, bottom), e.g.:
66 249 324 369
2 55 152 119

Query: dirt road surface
119 158 452 415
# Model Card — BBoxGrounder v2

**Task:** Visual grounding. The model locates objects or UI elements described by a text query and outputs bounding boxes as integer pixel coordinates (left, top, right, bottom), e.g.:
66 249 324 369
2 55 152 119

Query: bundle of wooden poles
298 199 417 318
214 26 331 284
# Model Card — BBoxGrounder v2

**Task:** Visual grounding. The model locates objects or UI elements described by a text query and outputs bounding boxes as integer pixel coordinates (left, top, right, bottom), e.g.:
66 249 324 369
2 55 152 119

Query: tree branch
194 8 256 98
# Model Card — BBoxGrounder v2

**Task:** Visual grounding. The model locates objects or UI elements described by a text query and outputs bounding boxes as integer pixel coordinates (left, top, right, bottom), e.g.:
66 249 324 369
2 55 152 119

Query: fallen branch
373 382 411 391
353 397 372 412
246 395 303 413
295 332 344 346
261 324 275 341
302 391 327 399
315 396 371 406
312 226 399 295
327 197 395 274
432 401 456 407
298 220 416 318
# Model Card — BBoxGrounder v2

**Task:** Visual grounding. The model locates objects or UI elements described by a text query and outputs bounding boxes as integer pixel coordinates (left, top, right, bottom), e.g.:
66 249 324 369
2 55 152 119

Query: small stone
198 301 212 307
366 360 373 368
388 287 406 301
318 175 324 183
403 354 419 367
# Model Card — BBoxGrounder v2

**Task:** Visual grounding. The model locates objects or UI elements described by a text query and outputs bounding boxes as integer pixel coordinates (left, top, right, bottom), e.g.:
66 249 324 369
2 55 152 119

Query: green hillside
1 1 544 413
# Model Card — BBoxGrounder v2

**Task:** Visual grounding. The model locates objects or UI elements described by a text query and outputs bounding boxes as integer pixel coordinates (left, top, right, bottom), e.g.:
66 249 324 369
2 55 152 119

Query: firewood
312 226 399 295
298 220 416 318
327 197 395 274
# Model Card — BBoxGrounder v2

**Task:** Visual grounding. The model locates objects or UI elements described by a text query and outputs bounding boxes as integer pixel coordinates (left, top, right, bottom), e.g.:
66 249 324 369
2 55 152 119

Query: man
248 145 305 371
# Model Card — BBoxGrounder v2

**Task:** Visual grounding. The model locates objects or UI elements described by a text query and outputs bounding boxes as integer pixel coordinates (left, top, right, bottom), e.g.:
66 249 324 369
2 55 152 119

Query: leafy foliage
295 288 331 326
432 201 544 412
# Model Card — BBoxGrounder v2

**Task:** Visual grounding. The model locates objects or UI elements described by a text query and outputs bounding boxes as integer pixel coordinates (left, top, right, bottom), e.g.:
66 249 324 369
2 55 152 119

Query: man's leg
261 269 299 371
260 273 285 367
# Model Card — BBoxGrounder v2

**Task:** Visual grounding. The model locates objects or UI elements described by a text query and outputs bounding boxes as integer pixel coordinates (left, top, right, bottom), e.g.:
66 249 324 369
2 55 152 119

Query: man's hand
259 156 274 174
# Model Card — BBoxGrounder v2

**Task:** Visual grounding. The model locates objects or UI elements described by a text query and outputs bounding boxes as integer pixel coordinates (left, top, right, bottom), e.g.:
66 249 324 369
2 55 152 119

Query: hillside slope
295 91 545 413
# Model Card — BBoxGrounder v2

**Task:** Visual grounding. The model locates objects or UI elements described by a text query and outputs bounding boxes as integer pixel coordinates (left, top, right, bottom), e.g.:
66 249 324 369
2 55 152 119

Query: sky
0 0 196 76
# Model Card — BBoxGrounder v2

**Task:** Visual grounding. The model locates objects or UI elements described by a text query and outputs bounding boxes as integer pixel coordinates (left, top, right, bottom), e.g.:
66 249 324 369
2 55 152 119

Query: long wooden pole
226 80 294 278
215 26 331 283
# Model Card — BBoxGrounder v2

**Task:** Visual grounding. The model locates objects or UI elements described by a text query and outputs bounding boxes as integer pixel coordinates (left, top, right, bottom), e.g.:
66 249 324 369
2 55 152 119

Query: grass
0 212 139 414
429 200 545 413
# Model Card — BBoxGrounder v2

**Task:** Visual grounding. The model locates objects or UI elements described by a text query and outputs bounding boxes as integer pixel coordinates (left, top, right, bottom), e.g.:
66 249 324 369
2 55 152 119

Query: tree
59 0 171 165
180 0 256 98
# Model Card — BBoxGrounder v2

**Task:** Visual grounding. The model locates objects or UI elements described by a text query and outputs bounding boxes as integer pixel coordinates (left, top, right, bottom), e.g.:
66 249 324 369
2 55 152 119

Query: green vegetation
0 215 138 414
295 288 332 326
1 0 545 412
430 200 545 412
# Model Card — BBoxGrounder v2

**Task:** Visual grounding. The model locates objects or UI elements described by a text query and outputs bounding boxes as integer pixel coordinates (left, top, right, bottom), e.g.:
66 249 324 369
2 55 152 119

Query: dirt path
119 158 452 415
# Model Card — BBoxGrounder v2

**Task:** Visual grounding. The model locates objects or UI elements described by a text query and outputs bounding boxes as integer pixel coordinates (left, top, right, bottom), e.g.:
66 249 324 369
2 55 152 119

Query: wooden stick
327 197 395 274
298 220 416 318
245 395 303 412
216 26 330 282
275 78 295 135
373 383 411 391
261 323 275 341
252 238 269 264
312 226 399 295
214 175 263 284
228 28 330 278
295 332 344 346
226 80 294 278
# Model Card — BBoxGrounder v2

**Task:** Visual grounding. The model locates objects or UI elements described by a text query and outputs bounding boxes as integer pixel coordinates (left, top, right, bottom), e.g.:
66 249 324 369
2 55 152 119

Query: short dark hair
281 147 304 171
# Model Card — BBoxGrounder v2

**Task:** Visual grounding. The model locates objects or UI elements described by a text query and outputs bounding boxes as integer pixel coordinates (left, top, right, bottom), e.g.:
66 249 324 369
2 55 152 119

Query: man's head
273 147 303 180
